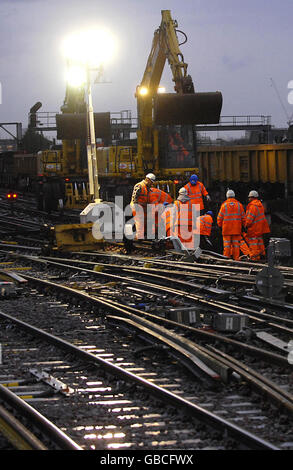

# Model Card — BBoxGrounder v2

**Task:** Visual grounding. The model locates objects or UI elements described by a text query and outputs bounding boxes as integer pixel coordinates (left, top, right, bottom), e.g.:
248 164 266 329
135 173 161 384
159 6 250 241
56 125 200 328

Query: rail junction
0 194 292 452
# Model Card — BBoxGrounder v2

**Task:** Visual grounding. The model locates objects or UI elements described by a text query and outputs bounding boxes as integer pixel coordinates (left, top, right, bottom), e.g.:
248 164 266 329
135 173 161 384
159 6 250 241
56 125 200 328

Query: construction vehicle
41 10 222 209
134 9 222 175
95 9 222 203
45 10 223 250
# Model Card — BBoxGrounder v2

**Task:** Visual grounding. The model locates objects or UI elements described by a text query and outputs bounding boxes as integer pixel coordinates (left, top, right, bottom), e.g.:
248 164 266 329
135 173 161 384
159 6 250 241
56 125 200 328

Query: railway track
0 197 292 450
0 284 285 450
0 251 292 449
6 250 293 338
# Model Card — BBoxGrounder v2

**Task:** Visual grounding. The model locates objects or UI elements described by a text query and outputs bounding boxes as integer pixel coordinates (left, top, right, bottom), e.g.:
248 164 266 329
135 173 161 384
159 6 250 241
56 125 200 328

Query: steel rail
0 384 82 450
16 274 293 412
19 268 289 363
0 301 279 450
95 295 290 367
3 250 293 334
1 245 283 372
2 251 293 356
81 249 293 280
0 403 48 450
41 255 258 287
107 313 293 414
30 255 293 333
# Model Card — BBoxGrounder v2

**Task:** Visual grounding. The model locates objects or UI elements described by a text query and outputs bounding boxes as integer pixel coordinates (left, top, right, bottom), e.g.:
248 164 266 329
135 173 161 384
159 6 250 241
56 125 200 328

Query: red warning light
6 192 18 199
174 180 179 184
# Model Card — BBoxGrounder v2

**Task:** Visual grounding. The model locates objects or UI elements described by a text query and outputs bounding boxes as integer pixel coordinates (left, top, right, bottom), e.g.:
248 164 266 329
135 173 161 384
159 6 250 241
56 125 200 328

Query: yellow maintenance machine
135 9 222 176
49 9 222 251
95 10 222 199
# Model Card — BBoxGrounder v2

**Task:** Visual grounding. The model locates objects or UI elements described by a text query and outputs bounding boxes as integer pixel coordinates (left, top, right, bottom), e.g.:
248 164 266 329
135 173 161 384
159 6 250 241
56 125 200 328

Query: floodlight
61 28 117 68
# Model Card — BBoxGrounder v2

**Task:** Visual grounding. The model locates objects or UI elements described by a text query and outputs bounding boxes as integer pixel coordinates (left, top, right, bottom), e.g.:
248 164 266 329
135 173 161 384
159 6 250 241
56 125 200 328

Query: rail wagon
0 152 43 191
199 144 292 189
1 143 293 208
196 143 293 205
93 142 293 205
13 153 43 178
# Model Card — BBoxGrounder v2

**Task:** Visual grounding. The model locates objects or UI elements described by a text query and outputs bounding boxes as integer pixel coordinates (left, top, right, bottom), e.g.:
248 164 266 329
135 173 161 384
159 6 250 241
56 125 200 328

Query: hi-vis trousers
223 234 252 260
246 236 265 260
131 203 147 240
223 235 242 260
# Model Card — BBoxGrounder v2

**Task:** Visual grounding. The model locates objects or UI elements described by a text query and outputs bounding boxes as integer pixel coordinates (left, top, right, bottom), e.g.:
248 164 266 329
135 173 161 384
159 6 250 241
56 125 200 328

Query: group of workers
130 173 270 261
217 188 270 261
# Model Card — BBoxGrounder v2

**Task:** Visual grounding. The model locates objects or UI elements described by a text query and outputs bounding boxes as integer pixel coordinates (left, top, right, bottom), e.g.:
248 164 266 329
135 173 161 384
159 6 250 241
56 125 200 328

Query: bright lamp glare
157 86 166 93
139 86 148 96
65 65 86 87
62 28 116 67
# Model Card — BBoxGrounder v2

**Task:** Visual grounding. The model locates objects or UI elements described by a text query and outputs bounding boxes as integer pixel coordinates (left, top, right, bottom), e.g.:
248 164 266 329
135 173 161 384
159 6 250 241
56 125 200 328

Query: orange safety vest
131 180 149 208
184 181 208 210
171 199 194 242
194 214 213 236
148 187 173 205
245 199 270 237
149 189 173 236
163 205 173 237
217 198 245 235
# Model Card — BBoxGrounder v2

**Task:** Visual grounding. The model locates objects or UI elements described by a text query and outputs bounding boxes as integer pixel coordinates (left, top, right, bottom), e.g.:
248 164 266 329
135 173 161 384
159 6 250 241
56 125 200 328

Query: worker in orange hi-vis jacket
148 187 173 207
194 211 213 236
168 187 196 249
194 210 214 249
148 187 173 238
184 174 211 213
244 190 270 260
217 190 246 260
162 201 174 238
130 173 156 240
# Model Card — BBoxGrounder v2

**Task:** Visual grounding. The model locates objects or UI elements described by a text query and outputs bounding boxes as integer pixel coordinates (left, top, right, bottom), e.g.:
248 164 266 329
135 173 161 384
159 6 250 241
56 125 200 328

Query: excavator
135 9 222 177
48 9 222 251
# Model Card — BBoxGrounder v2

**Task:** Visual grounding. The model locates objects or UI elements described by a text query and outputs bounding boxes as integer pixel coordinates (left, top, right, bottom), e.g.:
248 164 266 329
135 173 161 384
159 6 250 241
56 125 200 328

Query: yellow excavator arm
135 9 222 175
137 10 193 95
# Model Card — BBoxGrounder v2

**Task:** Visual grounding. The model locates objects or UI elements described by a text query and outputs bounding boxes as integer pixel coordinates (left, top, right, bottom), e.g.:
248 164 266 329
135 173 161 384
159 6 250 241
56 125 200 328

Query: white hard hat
248 190 259 198
145 173 156 182
179 187 187 195
226 189 235 198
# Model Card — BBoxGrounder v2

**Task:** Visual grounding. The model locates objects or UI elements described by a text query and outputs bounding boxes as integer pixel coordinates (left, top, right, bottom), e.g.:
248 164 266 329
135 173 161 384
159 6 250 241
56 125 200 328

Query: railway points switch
268 238 291 259
212 312 249 333
256 238 290 300
167 306 200 325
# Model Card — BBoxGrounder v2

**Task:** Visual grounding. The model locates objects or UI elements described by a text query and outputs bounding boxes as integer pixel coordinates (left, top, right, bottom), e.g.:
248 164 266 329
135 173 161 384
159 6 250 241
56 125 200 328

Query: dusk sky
0 0 292 140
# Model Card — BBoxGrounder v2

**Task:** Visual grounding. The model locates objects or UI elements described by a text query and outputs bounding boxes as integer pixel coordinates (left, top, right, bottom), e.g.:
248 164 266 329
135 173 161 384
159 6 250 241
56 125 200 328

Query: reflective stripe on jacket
173 200 193 229
163 205 174 237
131 180 149 207
184 181 208 210
194 214 213 236
169 199 193 242
149 188 173 205
217 198 245 235
245 199 270 237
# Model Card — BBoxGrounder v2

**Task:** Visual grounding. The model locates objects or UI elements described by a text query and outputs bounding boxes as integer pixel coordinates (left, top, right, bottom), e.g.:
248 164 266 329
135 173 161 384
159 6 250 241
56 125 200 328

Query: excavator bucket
154 92 223 125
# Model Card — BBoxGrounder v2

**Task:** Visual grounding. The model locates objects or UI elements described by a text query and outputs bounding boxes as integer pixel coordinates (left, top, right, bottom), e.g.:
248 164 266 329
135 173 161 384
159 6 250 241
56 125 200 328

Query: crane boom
138 11 193 94
135 10 222 174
